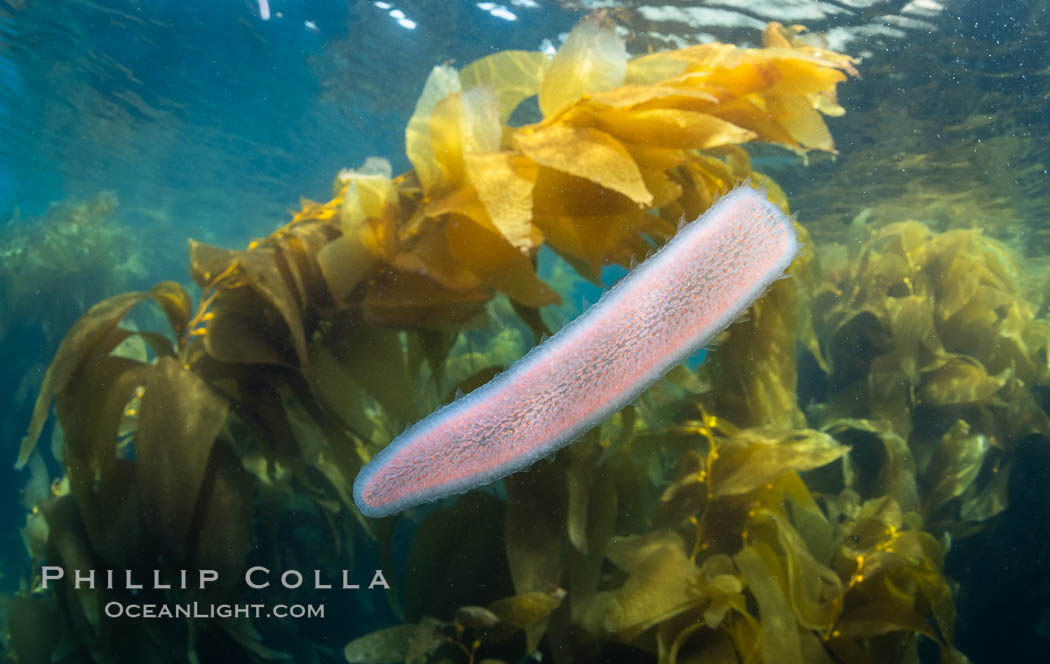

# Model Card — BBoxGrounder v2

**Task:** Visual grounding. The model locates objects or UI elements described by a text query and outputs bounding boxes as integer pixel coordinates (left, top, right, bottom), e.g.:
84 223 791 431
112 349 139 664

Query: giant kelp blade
710 429 848 497
149 280 192 339
275 222 336 309
765 94 836 152
515 124 653 205
281 383 370 515
316 234 375 304
404 492 510 623
958 456 1010 523
596 108 756 150
830 600 939 643
17 291 150 468
703 258 807 429
189 240 310 365
505 461 567 595
486 587 567 653
306 342 384 448
923 420 989 519
464 151 540 252
323 322 417 429
397 197 485 290
489 588 566 630
826 419 919 513
188 443 253 600
405 65 461 193
70 461 142 571
363 269 490 326
425 93 471 187
624 51 690 85
189 238 235 286
734 543 803 664
918 354 1009 406
565 443 598 555
604 529 689 573
459 50 549 124
41 495 103 632
530 168 664 277
599 535 706 640
539 12 626 117
137 330 176 358
205 290 294 366
625 144 688 208
236 249 310 366
445 214 558 308
586 83 718 109
413 327 460 393
136 356 229 562
54 352 148 566
343 620 444 664
664 623 739 664
766 512 842 631
5 595 61 664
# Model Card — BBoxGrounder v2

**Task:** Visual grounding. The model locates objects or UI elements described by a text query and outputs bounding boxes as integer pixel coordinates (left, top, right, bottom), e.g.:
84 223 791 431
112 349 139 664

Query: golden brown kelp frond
814 221 1050 425
172 7 858 449
342 586 565 664
355 420 819 663
7 283 260 659
16 285 187 468
180 12 857 333
482 413 961 664
8 281 380 661
387 11 856 293
343 618 447 664
825 495 964 663
621 20 857 154
811 221 1050 538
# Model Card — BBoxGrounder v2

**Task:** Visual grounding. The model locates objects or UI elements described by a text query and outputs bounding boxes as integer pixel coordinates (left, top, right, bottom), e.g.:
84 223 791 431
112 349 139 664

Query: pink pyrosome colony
353 185 799 517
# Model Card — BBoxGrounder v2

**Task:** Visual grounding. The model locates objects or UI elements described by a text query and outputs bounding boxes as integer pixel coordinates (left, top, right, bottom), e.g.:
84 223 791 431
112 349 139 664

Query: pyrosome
353 185 799 517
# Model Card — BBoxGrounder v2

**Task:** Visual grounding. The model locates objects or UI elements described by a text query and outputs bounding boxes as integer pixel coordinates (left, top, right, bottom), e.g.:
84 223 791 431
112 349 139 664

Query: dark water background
1 0 1048 661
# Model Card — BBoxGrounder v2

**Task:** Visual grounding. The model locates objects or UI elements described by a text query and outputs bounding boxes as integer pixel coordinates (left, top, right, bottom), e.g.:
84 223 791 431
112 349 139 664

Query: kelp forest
5 11 1050 664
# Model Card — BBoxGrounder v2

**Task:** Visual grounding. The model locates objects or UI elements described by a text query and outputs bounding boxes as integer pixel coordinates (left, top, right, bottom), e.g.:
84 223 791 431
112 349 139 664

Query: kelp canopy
13 12 1046 664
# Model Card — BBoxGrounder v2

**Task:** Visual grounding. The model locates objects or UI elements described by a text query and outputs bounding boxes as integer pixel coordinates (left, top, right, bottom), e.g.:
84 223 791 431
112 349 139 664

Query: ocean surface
1 1 1048 663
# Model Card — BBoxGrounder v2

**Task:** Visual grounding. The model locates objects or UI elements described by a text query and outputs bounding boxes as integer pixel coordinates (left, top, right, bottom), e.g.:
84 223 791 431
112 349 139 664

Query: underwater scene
1 0 1049 662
